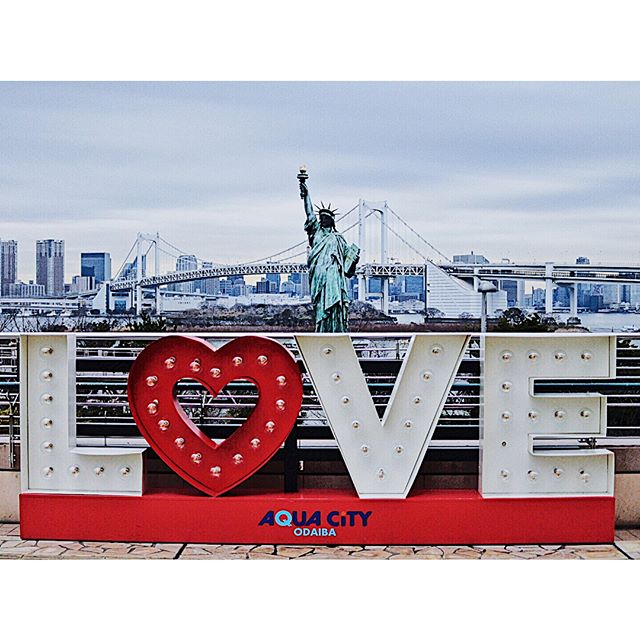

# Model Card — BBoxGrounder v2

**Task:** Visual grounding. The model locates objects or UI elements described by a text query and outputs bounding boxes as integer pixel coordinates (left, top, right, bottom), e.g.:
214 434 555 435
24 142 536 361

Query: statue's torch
297 165 308 198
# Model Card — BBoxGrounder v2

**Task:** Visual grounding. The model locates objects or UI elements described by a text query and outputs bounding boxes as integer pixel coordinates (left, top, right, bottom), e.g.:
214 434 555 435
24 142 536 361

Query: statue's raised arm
298 165 318 242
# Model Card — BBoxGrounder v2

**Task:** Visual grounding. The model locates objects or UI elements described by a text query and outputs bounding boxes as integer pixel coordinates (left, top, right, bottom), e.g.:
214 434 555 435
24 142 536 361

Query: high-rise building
175 254 197 294
1 240 18 295
196 261 220 295
36 239 65 296
81 252 111 283
266 273 281 293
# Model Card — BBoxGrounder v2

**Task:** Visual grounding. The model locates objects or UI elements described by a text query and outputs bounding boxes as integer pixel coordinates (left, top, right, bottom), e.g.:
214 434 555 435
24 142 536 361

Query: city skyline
2 82 640 281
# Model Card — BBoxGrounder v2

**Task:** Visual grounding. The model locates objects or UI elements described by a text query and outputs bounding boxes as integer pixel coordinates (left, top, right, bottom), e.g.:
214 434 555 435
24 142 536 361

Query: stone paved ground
1 523 639 559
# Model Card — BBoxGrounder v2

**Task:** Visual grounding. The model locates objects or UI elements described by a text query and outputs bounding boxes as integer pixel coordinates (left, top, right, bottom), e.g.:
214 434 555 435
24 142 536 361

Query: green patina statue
298 166 360 333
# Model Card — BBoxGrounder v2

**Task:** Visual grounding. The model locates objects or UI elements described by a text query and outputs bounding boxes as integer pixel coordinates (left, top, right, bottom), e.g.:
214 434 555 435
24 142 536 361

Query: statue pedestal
19 488 614 544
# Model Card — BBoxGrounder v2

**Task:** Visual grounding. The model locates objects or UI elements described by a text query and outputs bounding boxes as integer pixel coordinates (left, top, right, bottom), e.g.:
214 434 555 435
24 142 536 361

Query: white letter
481 335 615 497
296 334 469 498
21 334 144 495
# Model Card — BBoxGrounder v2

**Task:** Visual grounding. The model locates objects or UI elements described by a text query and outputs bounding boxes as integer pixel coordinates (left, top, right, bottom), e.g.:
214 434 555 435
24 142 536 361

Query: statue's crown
314 201 338 217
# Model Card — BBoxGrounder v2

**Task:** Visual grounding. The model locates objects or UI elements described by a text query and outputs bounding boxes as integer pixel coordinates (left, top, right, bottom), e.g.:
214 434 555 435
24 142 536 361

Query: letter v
296 334 470 498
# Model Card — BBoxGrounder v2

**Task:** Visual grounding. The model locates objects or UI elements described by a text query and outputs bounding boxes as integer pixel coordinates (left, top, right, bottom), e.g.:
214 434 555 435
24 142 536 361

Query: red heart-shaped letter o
128 335 303 496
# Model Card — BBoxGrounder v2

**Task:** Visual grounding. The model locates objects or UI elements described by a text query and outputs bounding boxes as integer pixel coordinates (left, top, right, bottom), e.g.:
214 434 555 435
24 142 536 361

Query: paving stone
275 546 314 558
251 545 276 555
441 546 483 559
616 529 640 541
349 548 393 559
614 540 640 559
568 545 627 560
413 547 446 559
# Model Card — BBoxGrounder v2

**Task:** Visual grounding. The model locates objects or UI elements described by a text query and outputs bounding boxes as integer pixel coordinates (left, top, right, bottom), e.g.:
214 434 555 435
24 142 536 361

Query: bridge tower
357 200 391 315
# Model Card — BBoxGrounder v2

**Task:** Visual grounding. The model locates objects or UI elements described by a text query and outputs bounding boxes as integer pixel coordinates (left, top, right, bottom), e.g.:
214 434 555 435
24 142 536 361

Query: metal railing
2 333 640 473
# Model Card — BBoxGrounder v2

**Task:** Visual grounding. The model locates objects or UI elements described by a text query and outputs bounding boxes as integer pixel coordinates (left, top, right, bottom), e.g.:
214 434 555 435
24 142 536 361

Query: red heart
128 335 303 497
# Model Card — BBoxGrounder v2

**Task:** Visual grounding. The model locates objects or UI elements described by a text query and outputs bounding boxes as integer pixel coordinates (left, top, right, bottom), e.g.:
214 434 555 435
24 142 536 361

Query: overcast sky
1 82 639 281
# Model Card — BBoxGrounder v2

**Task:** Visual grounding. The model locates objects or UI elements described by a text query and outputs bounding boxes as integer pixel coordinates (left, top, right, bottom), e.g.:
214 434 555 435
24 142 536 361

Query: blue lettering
258 511 274 526
275 510 293 527
327 511 340 526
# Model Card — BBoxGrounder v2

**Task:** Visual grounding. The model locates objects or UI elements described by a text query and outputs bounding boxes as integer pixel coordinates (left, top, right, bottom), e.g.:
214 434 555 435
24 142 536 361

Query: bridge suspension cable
243 203 359 264
386 205 450 262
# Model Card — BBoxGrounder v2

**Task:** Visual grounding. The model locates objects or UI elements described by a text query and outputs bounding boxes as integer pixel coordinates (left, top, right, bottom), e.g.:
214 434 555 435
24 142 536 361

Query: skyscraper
0 240 18 296
81 252 112 283
36 239 65 296
175 254 198 293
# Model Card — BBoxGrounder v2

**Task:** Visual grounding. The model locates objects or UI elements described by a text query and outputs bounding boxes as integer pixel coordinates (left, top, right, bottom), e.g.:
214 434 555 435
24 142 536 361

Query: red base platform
19 489 615 545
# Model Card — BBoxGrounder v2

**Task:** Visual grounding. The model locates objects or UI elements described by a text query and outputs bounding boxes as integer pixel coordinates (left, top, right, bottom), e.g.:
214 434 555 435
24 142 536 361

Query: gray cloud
1 82 639 280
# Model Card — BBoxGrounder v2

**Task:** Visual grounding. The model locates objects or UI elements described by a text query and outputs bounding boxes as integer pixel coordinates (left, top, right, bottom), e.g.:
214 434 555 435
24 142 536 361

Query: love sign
18 331 617 500
18 332 618 545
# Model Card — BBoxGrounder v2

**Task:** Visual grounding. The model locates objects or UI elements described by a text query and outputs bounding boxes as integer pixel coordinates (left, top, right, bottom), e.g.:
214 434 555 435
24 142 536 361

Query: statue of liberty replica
298 166 360 333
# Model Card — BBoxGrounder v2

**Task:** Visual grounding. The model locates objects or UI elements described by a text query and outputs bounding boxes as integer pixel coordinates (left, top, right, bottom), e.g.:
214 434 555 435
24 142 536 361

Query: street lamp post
478 280 499 333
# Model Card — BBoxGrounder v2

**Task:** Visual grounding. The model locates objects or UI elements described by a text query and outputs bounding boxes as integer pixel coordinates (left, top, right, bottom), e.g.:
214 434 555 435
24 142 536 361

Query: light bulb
554 409 566 420
42 466 54 478
431 345 443 355
276 375 287 387
500 351 512 362
257 355 268 366
40 346 53 356
378 468 385 479
41 393 53 403
164 356 176 369
147 402 158 415
528 351 539 361
146 375 158 387
276 399 286 410
191 452 202 463
210 466 221 477
421 370 433 381
581 351 593 361
361 445 369 454
395 445 404 454
69 466 80 476
233 453 244 465
190 359 201 372
501 411 511 422
404 420 413 429
322 346 333 356
341 396 350 404
158 419 170 431
500 469 510 479
40 370 53 381
265 420 276 433
232 356 243 367
41 418 53 429
351 420 360 429
94 466 104 476
580 409 591 418
175 437 185 448
120 466 131 476
555 351 566 361
554 467 564 477
528 410 538 420
332 372 341 382
251 438 261 449
413 396 422 404
501 381 512 392
210 367 221 378
528 470 538 481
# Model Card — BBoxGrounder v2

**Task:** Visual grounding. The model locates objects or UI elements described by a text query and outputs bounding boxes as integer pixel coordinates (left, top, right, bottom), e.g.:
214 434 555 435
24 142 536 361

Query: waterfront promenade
1 524 639 559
